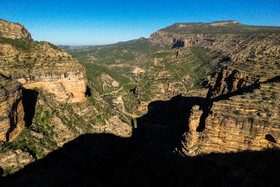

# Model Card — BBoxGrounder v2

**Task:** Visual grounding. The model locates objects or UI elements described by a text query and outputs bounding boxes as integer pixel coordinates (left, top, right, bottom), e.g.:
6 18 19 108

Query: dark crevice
224 69 239 92
196 101 213 132
0 73 10 80
264 76 280 83
130 86 138 97
0 166 3 176
22 89 38 127
265 134 277 143
206 67 224 98
85 86 92 97
6 99 22 141
237 79 244 89
220 56 231 63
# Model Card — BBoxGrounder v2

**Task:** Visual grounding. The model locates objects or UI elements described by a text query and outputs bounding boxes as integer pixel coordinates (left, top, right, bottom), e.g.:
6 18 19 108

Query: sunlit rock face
14 53 88 103
0 29 87 103
0 19 87 142
0 19 32 39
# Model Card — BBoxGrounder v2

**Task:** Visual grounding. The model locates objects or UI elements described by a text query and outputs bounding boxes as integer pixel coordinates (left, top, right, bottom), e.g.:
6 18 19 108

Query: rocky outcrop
0 75 25 142
0 19 87 142
182 105 203 155
206 67 259 98
180 69 280 156
0 42 87 104
0 19 31 39
16 54 87 103
182 84 280 156
0 149 34 174
149 31 207 48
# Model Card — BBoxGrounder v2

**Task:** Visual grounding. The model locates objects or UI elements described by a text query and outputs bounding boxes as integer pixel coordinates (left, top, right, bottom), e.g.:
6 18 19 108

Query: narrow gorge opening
22 89 38 127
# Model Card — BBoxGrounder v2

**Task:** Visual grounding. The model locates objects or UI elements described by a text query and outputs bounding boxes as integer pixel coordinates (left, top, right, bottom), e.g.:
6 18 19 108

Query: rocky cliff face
0 20 87 143
149 31 207 48
0 39 87 104
181 35 280 156
0 75 25 142
182 88 280 156
147 21 280 156
0 42 87 103
149 21 280 49
0 19 31 39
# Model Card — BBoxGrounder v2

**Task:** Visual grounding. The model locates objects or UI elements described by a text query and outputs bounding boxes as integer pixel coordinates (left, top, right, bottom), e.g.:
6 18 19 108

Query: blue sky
0 0 279 45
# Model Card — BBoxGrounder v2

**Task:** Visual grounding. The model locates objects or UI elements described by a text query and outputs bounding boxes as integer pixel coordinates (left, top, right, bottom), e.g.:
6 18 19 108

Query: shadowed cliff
2 93 280 186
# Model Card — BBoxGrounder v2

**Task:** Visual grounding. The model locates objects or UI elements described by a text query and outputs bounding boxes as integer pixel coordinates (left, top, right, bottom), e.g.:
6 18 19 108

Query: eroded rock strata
0 75 25 142
146 21 280 156
1 20 280 184
0 42 87 103
182 84 280 156
0 19 87 143
0 19 31 40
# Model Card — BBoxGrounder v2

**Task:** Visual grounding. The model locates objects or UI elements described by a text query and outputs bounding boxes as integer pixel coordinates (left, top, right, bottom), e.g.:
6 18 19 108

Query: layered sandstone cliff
147 21 280 156
0 19 87 142
181 60 280 156
0 39 87 104
149 31 207 48
149 21 280 50
0 75 25 142
0 19 31 39
182 90 280 156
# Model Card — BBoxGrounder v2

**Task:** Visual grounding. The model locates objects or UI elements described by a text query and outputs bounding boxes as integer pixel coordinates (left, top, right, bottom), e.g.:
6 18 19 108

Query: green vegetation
65 36 218 117
70 38 168 64
151 51 176 58
190 47 211 63
47 42 63 52
0 129 45 159
0 37 38 53
0 37 62 53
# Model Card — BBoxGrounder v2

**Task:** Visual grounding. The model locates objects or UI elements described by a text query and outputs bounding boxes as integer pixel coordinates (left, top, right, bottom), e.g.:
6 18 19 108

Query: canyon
0 19 280 186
